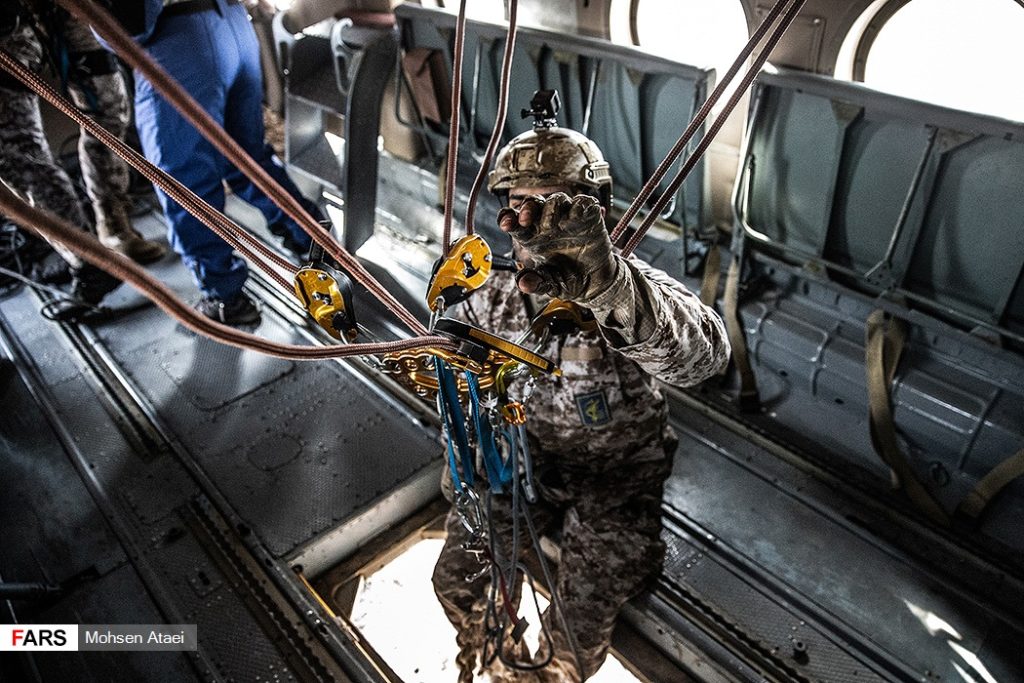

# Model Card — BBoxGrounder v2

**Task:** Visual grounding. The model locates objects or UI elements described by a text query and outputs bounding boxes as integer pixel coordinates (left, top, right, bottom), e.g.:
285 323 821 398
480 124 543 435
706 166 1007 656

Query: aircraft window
610 0 749 76
853 0 1024 121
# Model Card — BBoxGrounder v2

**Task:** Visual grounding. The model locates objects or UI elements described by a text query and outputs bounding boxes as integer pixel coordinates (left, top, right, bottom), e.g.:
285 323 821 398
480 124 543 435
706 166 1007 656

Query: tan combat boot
97 203 167 264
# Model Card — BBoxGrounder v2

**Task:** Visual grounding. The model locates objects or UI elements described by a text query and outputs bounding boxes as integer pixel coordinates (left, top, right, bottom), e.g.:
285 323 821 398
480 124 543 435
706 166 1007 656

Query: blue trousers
134 1 316 301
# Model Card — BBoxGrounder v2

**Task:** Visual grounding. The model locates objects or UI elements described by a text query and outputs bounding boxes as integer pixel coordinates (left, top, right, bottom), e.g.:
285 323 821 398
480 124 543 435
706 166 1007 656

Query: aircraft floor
1 203 1020 682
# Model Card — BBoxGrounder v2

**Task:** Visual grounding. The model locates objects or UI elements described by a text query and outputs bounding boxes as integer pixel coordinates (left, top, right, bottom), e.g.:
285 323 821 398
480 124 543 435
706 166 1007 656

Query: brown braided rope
0 50 296 293
440 0 469 256
609 0 794 245
0 182 456 360
58 0 428 335
621 0 807 257
464 0 519 234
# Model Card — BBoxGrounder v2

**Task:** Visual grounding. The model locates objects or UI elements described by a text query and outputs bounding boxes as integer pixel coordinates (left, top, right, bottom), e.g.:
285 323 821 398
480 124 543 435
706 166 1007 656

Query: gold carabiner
529 298 597 338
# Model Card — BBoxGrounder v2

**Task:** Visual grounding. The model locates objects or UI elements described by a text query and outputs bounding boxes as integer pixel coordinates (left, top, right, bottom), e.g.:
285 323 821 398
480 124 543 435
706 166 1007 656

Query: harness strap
956 448 1024 523
698 242 721 307
465 372 511 492
436 358 475 490
722 254 760 411
864 309 949 525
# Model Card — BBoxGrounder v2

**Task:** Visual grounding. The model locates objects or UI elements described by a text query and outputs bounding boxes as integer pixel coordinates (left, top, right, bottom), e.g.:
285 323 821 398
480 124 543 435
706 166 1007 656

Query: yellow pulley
293 264 358 341
529 298 597 338
426 234 493 312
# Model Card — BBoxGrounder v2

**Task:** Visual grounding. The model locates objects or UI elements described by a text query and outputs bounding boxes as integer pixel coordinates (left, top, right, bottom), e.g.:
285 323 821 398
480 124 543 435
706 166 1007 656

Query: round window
860 0 1024 121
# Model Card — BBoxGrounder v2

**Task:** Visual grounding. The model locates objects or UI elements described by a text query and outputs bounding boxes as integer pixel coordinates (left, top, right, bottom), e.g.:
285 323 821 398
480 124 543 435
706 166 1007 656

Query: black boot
195 291 261 326
48 264 121 323
31 257 73 285
268 219 312 262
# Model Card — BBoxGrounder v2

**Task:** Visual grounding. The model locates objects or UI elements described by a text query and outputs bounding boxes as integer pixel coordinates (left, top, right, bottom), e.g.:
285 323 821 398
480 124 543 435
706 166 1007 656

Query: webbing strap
722 255 760 411
465 373 511 492
436 359 475 490
699 243 722 307
864 310 949 525
956 448 1024 523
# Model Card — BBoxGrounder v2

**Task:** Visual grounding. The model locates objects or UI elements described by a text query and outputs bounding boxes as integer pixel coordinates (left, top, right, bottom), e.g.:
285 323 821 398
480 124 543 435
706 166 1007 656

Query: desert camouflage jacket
458 253 730 469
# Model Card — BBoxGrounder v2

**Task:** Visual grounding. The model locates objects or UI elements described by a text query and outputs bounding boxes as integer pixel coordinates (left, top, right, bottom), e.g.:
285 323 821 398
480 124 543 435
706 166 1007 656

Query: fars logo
0 625 79 651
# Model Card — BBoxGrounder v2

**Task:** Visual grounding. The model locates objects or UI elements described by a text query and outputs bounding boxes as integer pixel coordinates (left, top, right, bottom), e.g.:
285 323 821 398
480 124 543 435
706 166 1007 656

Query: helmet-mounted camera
521 90 561 130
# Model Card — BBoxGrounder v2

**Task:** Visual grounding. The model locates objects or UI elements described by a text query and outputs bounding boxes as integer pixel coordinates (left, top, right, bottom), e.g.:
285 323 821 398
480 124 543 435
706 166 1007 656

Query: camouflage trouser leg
0 24 86 269
432 454 670 682
61 16 134 241
538 456 671 682
432 497 556 683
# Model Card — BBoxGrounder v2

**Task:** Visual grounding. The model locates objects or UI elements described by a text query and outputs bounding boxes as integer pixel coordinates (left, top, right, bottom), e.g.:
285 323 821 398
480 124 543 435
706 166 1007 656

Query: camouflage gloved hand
498 192 617 302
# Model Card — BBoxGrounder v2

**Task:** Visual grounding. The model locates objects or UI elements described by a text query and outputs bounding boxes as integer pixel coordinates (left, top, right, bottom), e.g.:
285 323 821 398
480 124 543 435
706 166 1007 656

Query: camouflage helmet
487 126 613 210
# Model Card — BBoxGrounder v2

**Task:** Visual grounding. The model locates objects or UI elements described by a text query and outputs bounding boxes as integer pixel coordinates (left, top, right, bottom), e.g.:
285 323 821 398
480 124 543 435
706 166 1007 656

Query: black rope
517 474 586 679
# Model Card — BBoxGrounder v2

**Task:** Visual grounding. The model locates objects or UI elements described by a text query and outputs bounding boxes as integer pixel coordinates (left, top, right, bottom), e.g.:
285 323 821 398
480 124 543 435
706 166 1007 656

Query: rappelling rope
608 0 796 246
440 0 469 257
463 0 519 235
0 182 456 360
612 0 808 258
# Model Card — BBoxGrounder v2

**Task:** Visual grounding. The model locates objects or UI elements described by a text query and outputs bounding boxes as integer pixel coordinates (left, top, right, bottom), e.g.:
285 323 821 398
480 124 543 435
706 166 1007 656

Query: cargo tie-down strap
866 310 1024 527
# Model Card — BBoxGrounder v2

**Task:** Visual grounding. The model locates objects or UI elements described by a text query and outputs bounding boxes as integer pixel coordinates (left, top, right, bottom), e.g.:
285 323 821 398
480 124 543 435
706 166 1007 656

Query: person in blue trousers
130 0 320 325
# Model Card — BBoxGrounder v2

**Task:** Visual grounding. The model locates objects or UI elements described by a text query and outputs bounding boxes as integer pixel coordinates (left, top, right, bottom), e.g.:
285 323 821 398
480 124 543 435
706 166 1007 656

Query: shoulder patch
575 390 611 427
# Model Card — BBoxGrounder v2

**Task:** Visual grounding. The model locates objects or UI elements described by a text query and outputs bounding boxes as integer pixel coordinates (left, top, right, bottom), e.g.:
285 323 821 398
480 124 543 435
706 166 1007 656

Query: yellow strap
722 255 760 410
699 243 722 307
956 448 1024 522
864 310 949 525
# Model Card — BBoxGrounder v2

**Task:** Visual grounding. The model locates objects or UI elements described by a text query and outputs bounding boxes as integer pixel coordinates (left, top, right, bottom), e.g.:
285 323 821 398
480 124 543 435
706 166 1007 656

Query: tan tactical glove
498 192 617 302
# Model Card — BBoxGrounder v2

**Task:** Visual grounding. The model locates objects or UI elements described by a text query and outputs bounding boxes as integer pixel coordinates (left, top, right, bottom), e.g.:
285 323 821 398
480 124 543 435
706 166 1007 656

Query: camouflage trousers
0 18 135 248
432 451 673 682
58 16 136 242
0 23 86 268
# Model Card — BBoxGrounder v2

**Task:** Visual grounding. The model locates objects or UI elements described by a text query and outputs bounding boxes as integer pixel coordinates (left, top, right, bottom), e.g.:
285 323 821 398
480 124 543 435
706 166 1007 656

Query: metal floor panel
144 529 301 683
662 401 1024 682
0 329 199 683
0 284 354 681
27 565 199 683
0 367 124 584
103 316 439 558
659 522 886 683
86 210 441 559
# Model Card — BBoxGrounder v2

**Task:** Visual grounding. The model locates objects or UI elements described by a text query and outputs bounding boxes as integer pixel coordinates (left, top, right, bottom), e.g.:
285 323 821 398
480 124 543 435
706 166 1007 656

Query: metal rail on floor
5 284 397 682
0 311 220 681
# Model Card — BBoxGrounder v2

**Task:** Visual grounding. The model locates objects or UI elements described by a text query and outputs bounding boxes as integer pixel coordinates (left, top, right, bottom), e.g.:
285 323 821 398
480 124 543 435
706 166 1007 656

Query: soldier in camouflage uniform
0 2 165 264
431 120 731 681
54 12 166 263
0 3 121 320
